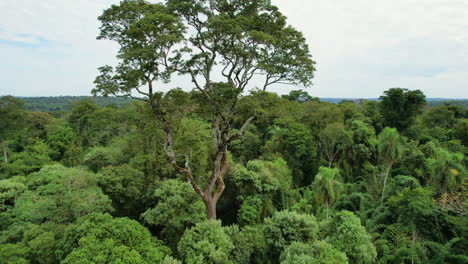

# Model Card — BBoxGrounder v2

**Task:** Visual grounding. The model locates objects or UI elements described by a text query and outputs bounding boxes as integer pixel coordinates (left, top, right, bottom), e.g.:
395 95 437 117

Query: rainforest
0 0 467 263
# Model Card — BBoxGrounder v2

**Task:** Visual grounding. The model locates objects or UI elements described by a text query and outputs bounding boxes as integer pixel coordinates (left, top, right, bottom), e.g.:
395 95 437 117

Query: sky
0 0 467 98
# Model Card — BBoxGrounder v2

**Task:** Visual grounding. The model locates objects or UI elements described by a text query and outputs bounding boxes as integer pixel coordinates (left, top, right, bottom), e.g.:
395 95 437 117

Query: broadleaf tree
93 0 315 219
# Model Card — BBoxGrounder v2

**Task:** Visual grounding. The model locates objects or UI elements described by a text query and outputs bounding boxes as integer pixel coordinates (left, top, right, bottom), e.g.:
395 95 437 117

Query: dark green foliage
392 140 426 181
344 119 377 181
0 96 25 165
454 119 468 146
0 222 66 264
18 96 133 112
0 177 26 212
97 165 146 217
426 100 468 109
263 120 316 185
230 125 262 164
0 140 53 178
379 88 426 131
425 238 468 264
388 175 421 194
333 191 374 220
422 105 460 129
224 225 268 264
387 188 443 240
374 223 429 264
232 158 296 225
281 90 318 103
0 243 29 264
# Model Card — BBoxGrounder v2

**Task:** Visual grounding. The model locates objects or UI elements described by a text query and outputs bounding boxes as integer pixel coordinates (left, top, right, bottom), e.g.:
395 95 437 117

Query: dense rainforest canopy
1 0 467 263
1 87 467 263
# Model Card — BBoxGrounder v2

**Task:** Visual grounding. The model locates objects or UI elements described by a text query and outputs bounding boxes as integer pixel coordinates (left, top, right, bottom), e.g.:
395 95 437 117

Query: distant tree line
14 96 467 115
16 96 133 113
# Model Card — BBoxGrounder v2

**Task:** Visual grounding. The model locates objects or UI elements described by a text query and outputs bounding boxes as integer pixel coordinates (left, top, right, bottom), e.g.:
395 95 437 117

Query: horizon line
5 95 468 100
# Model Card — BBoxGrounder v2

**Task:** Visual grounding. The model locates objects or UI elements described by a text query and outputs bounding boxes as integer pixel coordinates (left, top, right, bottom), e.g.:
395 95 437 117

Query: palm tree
426 146 465 207
378 128 404 204
311 167 342 218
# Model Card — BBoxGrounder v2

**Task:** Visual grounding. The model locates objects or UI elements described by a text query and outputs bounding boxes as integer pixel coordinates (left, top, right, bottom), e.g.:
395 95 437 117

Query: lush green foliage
57 213 170 263
178 220 234 264
324 211 377 264
10 165 113 224
142 179 205 248
1 86 466 263
280 241 348 264
263 210 319 258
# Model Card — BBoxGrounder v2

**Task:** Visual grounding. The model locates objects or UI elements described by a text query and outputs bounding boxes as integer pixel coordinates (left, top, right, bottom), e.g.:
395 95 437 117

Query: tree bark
163 111 252 220
1 139 7 163
203 195 217 220
203 151 228 220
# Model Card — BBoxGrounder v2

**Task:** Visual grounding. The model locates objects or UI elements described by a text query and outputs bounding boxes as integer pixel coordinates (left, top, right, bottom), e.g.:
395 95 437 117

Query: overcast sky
1 0 467 98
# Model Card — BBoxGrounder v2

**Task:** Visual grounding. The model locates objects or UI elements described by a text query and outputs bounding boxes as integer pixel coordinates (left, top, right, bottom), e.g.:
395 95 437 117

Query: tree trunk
326 201 329 218
1 139 7 163
203 195 217 220
380 166 392 204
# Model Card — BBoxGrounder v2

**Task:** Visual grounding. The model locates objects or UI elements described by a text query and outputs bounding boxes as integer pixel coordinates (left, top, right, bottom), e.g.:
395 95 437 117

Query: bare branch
213 154 228 202
227 115 256 144
164 129 205 198
135 86 150 98
207 151 225 193
113 92 147 102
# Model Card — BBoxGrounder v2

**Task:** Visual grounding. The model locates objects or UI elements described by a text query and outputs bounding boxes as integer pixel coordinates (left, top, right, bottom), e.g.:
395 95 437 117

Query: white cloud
0 31 43 45
273 0 468 98
0 0 467 98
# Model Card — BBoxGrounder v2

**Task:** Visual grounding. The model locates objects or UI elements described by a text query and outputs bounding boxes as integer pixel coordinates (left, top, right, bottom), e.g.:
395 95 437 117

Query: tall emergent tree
379 88 426 131
93 0 315 219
